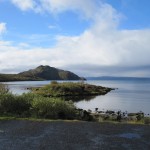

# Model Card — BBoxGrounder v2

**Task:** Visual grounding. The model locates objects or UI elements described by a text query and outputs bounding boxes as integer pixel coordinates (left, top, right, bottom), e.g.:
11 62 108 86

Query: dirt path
0 120 149 150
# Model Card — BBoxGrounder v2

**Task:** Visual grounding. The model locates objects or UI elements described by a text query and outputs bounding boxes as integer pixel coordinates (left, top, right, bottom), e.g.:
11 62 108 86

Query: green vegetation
0 83 78 119
32 97 76 119
0 93 77 119
0 73 42 82
0 93 31 116
144 117 150 125
32 81 113 98
0 83 9 94
0 83 149 125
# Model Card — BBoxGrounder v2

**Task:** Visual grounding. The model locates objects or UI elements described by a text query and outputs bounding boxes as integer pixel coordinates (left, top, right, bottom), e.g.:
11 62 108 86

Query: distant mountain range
0 65 85 82
86 76 150 80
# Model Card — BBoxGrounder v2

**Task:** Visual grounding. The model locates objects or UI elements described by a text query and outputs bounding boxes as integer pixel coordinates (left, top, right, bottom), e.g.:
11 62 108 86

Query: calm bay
2 79 150 114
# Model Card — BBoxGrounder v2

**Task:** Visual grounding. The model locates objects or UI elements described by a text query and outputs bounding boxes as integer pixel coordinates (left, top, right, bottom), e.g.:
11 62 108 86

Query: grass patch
0 116 81 123
0 116 16 121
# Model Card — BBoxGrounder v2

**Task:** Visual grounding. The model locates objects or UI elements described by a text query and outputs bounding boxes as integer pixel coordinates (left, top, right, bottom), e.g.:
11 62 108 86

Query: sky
0 0 150 77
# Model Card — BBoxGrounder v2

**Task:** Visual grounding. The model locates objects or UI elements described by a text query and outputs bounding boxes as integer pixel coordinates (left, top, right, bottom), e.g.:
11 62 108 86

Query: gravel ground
0 120 149 150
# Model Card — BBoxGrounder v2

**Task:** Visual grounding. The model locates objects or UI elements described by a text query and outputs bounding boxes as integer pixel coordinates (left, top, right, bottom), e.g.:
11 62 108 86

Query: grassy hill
0 65 84 81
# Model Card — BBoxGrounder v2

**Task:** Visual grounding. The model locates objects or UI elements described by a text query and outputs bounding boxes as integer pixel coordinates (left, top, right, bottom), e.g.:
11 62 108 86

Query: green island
0 82 150 125
31 81 113 98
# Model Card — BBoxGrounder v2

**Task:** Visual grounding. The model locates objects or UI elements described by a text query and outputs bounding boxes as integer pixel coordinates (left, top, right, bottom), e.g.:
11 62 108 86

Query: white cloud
40 0 98 18
0 26 150 76
1 0 150 77
48 25 56 29
18 42 30 48
48 24 59 30
11 0 35 11
10 0 115 19
55 28 150 67
0 22 6 36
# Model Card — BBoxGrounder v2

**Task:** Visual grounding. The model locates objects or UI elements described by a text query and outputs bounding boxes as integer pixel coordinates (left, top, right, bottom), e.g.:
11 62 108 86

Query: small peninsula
31 81 114 98
0 65 85 81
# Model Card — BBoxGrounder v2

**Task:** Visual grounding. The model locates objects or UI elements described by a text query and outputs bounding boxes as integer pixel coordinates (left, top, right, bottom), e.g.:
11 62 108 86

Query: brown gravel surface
0 120 150 150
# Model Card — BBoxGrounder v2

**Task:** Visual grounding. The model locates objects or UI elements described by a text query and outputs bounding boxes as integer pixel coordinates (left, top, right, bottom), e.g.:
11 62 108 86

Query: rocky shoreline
76 108 150 124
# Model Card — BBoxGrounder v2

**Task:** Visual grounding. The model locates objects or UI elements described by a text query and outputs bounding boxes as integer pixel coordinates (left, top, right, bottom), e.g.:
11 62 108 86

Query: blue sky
106 0 150 29
0 0 150 77
0 1 91 47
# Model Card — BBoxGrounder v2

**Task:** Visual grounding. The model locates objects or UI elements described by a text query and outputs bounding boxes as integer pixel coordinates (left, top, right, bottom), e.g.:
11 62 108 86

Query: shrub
0 93 31 116
136 114 144 121
51 81 58 84
0 83 9 94
144 117 150 125
32 97 76 119
0 92 77 119
20 93 36 103
0 93 15 114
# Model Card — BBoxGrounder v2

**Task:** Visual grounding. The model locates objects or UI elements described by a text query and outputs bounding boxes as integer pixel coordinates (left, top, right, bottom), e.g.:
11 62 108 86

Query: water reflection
61 95 96 102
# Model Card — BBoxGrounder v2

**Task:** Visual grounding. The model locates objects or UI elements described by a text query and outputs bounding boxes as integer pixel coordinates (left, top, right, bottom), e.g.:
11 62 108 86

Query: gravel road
0 120 149 150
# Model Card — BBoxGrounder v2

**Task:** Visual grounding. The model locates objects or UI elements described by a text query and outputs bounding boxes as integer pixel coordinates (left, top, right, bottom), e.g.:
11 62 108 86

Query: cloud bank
0 0 150 77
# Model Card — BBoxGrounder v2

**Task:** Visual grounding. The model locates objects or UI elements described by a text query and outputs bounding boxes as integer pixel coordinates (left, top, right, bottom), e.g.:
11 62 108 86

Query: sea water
1 79 150 114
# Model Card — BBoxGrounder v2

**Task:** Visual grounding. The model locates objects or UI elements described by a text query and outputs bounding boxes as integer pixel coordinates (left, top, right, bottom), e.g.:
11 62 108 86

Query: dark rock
106 110 115 114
